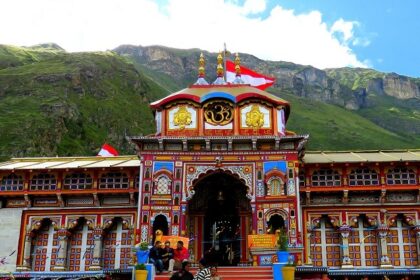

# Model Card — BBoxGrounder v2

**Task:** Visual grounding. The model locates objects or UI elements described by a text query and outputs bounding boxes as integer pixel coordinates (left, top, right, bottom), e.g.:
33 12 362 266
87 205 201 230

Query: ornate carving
203 101 234 126
173 106 192 129
185 164 254 201
246 105 264 128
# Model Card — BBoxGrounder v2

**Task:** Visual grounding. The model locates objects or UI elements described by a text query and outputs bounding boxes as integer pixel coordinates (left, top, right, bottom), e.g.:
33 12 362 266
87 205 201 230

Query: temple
0 53 419 280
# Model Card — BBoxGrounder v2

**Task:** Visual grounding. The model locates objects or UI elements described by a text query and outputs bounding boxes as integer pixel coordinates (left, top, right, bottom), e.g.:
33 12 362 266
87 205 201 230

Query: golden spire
198 53 205 78
234 53 241 76
194 52 209 85
216 52 224 77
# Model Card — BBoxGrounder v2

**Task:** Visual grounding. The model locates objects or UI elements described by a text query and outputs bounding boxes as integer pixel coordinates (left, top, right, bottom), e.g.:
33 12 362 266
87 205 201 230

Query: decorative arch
185 164 254 201
153 169 173 195
265 169 286 196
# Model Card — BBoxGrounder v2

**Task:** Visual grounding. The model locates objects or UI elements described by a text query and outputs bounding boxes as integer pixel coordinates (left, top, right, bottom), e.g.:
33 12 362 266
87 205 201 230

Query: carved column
305 223 313 266
17 231 34 271
377 224 392 268
52 228 71 271
339 224 353 268
89 227 104 271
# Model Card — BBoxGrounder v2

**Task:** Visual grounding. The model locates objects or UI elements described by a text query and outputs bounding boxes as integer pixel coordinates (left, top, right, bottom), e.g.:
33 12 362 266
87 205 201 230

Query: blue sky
264 0 419 77
1 0 418 77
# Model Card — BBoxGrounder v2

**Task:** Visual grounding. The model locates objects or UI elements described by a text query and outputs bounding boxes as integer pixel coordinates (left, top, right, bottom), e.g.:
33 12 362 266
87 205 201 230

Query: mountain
114 44 420 149
0 44 418 160
0 44 166 160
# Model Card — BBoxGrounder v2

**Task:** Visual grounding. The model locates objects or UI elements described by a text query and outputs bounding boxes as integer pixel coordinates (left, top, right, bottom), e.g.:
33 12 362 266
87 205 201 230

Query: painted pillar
18 231 34 271
377 224 392 268
339 224 353 268
52 228 71 271
89 227 104 271
305 224 313 266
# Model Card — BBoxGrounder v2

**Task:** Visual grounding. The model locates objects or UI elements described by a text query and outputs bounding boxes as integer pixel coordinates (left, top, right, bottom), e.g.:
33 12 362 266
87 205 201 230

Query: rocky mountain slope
0 44 418 160
115 44 420 146
0 44 165 160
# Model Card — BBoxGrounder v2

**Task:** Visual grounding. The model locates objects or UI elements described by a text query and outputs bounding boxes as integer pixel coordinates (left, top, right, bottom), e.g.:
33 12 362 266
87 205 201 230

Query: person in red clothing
173 240 189 270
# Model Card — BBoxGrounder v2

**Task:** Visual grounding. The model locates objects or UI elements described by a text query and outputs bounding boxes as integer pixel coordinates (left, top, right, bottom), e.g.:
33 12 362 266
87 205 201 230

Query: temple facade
0 54 419 279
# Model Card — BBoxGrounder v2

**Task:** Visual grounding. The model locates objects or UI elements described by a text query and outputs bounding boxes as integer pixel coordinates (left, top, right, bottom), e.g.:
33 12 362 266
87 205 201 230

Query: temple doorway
152 214 169 243
187 171 252 266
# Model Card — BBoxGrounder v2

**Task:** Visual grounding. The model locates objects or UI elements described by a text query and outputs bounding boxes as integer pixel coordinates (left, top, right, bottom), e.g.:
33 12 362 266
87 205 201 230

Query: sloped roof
150 84 290 120
0 156 140 170
303 150 420 164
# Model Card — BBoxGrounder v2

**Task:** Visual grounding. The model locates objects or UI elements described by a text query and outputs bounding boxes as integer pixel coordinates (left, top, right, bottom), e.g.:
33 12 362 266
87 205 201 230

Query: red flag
226 60 275 90
97 143 119 157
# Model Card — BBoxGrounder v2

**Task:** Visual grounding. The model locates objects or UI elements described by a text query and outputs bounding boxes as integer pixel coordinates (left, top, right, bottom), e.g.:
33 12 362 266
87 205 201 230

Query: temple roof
0 155 139 170
0 150 419 171
303 150 420 164
150 84 290 119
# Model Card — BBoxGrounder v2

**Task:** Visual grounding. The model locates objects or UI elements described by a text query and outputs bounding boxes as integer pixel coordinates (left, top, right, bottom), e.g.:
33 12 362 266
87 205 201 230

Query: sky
1 0 418 77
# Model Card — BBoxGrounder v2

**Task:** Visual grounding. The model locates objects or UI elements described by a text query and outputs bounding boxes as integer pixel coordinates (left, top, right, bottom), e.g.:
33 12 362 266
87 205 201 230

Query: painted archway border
184 163 255 201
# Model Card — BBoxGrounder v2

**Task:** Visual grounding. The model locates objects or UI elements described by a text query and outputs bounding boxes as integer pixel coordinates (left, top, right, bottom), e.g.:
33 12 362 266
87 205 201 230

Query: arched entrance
187 171 251 266
152 214 169 242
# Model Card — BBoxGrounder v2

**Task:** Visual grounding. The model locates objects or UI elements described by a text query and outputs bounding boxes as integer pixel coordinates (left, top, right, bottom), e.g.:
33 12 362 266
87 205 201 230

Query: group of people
148 240 221 280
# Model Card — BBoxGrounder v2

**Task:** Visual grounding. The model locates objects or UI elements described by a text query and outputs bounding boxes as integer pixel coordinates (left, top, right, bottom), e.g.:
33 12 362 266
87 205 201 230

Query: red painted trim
151 94 200 109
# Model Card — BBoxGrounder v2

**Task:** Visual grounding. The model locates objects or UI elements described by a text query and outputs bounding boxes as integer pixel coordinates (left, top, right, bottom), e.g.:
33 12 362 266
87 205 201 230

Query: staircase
155 266 273 280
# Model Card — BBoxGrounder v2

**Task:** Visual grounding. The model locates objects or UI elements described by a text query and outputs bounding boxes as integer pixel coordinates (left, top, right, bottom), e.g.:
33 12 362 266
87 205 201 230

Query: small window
143 196 149 205
154 175 171 195
174 215 179 224
349 168 379 186
386 167 416 185
312 169 341 187
143 215 148 223
174 197 179 205
144 182 150 192
30 173 57 191
175 183 180 193
63 173 92 190
298 170 305 187
1 174 24 191
99 172 129 189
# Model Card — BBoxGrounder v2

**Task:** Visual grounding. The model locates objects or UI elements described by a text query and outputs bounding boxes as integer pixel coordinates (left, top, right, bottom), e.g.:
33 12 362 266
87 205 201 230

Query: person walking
193 258 211 280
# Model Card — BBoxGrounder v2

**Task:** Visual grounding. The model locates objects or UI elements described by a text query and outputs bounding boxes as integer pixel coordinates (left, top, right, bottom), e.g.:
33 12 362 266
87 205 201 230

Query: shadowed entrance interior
187 171 252 266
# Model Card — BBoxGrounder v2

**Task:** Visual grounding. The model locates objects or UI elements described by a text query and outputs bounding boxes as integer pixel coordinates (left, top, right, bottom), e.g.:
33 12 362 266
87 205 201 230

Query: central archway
187 171 252 266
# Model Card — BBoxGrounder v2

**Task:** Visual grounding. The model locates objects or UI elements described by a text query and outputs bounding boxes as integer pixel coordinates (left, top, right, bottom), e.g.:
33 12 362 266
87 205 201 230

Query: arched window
267 177 284 196
63 173 92 190
143 196 149 205
174 215 179 224
99 172 129 189
103 218 132 270
134 174 140 189
298 170 306 188
310 216 340 267
154 175 171 195
348 216 378 267
67 218 93 271
30 173 57 191
175 182 180 193
174 196 179 205
144 182 150 192
311 169 341 186
386 167 416 185
388 215 418 267
31 219 59 271
1 173 24 191
349 168 379 186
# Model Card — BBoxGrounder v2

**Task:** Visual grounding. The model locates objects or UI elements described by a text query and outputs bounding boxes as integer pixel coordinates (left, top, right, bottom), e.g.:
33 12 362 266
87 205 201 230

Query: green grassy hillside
0 45 165 160
0 44 418 160
271 91 418 150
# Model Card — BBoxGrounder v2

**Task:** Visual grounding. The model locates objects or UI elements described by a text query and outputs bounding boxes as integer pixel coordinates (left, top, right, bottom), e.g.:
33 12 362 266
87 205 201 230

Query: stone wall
0 208 23 272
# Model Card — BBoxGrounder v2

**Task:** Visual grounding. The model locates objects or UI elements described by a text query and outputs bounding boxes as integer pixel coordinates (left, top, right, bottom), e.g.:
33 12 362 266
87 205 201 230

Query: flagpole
223 42 227 82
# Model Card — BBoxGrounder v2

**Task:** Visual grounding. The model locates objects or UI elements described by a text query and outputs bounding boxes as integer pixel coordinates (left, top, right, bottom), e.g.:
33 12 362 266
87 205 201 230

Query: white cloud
0 0 368 68
331 18 357 43
242 0 267 15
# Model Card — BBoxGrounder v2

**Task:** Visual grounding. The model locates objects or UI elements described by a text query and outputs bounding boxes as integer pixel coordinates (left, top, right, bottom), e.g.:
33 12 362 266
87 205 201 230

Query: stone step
155 266 273 280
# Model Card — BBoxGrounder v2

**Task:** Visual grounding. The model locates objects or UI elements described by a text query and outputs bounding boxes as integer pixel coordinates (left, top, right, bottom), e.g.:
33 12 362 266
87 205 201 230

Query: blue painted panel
200 92 235 102
263 161 287 174
154 161 174 172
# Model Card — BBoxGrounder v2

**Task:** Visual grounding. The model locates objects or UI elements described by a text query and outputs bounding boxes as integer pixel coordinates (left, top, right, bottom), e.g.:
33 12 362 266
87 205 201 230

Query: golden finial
234 53 241 76
216 52 224 77
198 53 205 77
